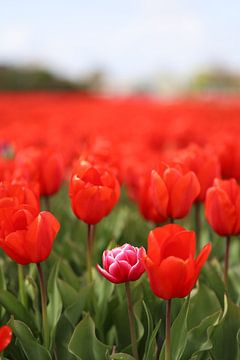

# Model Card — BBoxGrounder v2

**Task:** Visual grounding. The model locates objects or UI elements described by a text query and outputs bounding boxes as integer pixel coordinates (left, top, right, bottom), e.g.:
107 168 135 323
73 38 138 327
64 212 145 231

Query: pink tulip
96 244 146 283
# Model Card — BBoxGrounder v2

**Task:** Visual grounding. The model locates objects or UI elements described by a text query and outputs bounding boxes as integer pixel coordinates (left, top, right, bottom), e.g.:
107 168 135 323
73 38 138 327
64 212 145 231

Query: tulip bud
0 325 12 352
69 160 120 225
96 244 146 283
205 178 240 236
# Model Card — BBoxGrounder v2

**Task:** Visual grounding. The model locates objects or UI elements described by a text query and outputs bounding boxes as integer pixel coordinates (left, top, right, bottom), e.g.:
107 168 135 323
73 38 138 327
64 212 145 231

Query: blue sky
1 0 239 80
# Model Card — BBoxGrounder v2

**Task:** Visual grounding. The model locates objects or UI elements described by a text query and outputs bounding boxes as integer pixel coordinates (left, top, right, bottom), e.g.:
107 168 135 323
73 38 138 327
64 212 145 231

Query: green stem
224 236 231 288
169 217 174 224
195 202 201 253
165 299 171 360
125 282 139 360
44 196 50 211
37 263 49 349
18 264 27 307
86 224 95 283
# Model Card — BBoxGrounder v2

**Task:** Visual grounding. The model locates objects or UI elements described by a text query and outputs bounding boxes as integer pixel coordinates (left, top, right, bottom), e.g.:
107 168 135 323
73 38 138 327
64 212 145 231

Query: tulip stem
44 196 50 211
18 264 27 307
37 263 49 349
169 217 174 224
195 202 202 253
165 299 171 360
87 224 95 283
125 282 139 360
224 236 231 288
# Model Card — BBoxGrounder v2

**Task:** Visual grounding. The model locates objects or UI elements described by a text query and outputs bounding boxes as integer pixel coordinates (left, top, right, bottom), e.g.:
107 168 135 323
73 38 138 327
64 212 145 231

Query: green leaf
160 298 190 360
64 284 93 327
0 289 37 332
182 311 221 359
210 296 240 360
58 279 78 308
110 354 135 360
188 283 221 329
9 318 51 360
47 260 63 347
143 315 161 360
55 315 76 360
68 313 110 360
201 259 225 308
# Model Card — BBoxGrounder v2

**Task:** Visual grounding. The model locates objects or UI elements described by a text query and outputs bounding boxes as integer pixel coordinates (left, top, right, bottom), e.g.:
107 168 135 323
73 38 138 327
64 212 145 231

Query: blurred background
1 0 240 95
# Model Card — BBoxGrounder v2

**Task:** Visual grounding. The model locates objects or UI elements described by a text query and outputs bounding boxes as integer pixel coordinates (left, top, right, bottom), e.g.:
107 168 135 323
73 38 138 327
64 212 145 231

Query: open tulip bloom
143 224 211 360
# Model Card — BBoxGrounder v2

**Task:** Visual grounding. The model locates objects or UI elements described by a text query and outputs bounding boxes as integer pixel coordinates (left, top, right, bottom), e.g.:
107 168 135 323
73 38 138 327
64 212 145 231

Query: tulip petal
195 243 212 277
170 171 200 219
151 170 169 219
96 264 118 283
146 256 189 299
161 230 196 261
147 224 186 265
25 211 60 263
0 325 12 352
205 187 236 236
0 231 30 265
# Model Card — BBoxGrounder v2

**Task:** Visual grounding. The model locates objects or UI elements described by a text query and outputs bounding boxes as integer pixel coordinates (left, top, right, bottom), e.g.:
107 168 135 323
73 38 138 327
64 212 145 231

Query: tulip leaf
47 260 62 348
110 354 135 360
9 318 52 360
201 259 225 308
55 315 76 360
68 313 110 360
188 283 220 330
159 297 190 360
64 284 93 326
182 311 221 359
0 289 37 332
210 296 240 359
58 279 79 308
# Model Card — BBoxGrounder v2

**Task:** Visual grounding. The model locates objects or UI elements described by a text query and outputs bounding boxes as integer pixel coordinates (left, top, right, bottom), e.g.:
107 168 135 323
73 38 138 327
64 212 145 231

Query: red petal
151 170 169 219
25 211 60 263
0 325 12 352
170 171 200 219
205 187 236 236
147 224 186 265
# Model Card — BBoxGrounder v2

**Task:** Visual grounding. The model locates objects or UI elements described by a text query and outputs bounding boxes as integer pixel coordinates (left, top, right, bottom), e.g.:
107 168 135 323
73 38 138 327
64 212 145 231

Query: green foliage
0 187 240 359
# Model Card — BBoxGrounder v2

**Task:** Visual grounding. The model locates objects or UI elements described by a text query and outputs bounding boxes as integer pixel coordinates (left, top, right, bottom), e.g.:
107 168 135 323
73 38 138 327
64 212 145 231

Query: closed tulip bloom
139 172 166 224
70 160 120 225
0 183 60 264
151 162 200 221
15 147 64 196
0 325 12 352
205 178 240 236
96 244 146 283
176 144 221 202
143 224 211 299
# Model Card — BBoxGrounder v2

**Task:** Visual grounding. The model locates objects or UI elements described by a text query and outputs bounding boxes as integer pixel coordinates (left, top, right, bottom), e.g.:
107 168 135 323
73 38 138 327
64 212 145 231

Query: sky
1 0 239 82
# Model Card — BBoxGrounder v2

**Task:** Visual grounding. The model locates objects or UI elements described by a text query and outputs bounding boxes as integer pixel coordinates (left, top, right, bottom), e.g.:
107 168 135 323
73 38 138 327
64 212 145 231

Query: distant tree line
0 65 105 92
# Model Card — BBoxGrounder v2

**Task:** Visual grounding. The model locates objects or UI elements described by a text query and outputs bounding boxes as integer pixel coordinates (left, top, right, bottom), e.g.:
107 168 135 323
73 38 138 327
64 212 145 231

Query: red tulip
151 162 200 221
205 178 240 236
0 183 60 264
143 224 211 299
176 144 221 201
138 172 166 223
69 160 120 225
0 325 12 352
96 244 146 283
15 147 64 196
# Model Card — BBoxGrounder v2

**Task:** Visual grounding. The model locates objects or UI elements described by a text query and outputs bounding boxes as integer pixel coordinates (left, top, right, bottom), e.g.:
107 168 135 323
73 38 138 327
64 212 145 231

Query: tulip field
1 92 240 359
